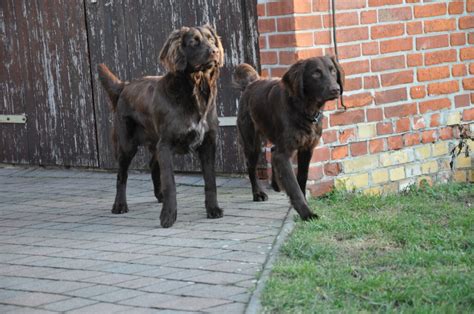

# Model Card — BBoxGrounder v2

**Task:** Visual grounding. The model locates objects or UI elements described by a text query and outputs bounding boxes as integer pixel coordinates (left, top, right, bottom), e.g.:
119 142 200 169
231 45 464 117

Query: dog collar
309 111 323 125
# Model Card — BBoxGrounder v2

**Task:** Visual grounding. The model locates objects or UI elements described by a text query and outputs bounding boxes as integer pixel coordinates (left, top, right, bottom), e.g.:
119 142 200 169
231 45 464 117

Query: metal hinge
0 114 27 124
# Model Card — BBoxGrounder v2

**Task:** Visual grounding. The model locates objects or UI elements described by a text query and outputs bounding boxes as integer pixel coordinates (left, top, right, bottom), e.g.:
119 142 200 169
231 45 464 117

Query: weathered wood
1 0 98 167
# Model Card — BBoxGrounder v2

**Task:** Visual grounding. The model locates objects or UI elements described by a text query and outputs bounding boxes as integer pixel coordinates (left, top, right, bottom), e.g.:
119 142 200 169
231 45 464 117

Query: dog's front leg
197 132 223 219
297 149 312 197
272 151 319 220
156 142 177 228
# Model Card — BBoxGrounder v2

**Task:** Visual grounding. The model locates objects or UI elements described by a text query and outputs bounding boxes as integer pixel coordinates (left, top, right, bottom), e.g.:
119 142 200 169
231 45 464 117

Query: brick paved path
0 167 292 313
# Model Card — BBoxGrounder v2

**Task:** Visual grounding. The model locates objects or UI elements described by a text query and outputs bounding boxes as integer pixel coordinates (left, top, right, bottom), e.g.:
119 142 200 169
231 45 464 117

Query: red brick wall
257 0 473 195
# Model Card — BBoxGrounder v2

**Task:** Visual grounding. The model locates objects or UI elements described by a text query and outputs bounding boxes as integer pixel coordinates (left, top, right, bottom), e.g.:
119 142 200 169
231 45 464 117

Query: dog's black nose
330 86 340 95
209 47 219 55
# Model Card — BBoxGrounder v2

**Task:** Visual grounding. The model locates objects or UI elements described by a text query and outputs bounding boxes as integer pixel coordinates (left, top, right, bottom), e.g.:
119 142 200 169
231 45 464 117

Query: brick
380 150 411 166
371 24 404 39
469 0 474 13
459 109 473 126
414 3 447 18
341 60 370 77
460 47 474 61
322 130 338 144
378 122 394 135
336 173 369 190
371 55 405 72
417 66 450 82
277 16 322 31
257 3 265 16
421 160 439 174
258 19 276 33
448 1 464 14
367 108 383 121
364 186 383 195
447 111 462 125
308 179 334 197
331 145 349 160
430 113 441 127
421 130 437 143
465 78 474 90
344 78 362 92
372 169 389 184
271 67 287 77
384 103 417 118
425 50 457 66
419 98 451 113
362 42 379 55
330 110 365 126
380 38 412 54
468 33 474 44
337 44 362 60
260 51 277 65
279 51 298 65
452 64 467 77
416 34 449 50
410 86 426 99
269 33 313 48
296 48 324 59
403 133 420 146
375 87 407 105
378 7 412 22
428 80 459 95
343 155 379 173
343 92 373 108
369 138 386 154
324 162 342 176
455 156 472 168
311 146 331 163
339 128 356 143
407 21 422 35
413 116 426 130
369 0 403 7
308 165 324 180
358 123 377 139
259 37 266 49
424 19 456 33
364 76 380 89
323 12 359 28
381 70 414 87
415 145 431 160
312 0 330 11
455 94 470 108
450 33 466 46
336 0 366 10
361 10 377 24
267 1 311 15
351 141 368 157
314 31 331 45
396 117 411 133
439 127 453 140
459 16 474 29
390 167 405 181
336 27 369 43
470 63 474 75
453 170 467 182
407 53 423 67
388 135 403 150
405 164 422 178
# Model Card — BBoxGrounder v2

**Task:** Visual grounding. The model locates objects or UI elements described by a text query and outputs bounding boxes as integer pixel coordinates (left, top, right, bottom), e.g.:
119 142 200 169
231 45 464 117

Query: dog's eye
312 71 321 79
193 36 201 46
207 35 215 43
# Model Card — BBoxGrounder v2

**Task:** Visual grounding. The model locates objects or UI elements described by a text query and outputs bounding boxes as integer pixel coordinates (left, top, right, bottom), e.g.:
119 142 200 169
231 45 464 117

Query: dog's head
282 56 344 104
159 24 224 73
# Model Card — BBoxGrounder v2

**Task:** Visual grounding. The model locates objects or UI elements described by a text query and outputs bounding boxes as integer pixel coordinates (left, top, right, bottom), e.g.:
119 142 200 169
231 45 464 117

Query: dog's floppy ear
159 27 189 72
282 60 306 98
329 55 345 95
203 24 224 67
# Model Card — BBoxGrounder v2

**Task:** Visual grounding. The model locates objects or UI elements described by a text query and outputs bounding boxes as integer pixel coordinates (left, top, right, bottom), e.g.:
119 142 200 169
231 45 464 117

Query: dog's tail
97 64 124 111
232 63 259 91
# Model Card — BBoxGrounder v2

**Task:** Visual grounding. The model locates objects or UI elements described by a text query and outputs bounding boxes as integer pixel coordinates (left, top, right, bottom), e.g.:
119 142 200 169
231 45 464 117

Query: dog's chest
293 123 322 149
172 119 209 154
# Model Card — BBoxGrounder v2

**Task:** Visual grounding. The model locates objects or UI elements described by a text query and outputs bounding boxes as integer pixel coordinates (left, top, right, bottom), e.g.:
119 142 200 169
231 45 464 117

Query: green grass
261 182 474 313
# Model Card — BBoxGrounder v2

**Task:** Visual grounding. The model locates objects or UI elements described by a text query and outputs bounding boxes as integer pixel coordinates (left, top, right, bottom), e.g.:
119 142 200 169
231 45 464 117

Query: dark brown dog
98 24 224 228
234 56 344 220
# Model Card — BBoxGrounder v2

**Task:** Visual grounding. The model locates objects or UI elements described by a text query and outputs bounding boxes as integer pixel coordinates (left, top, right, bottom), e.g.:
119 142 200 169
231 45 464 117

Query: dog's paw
160 208 177 228
301 212 319 221
207 206 223 219
112 202 129 214
253 191 268 202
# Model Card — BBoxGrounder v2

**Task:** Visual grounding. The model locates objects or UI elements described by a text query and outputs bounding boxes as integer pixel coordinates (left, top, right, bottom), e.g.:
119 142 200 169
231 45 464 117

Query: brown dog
98 24 224 228
234 56 344 220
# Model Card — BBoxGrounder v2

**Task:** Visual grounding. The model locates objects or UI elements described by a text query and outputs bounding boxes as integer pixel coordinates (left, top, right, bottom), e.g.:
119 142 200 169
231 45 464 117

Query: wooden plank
0 0 30 164
3 0 98 167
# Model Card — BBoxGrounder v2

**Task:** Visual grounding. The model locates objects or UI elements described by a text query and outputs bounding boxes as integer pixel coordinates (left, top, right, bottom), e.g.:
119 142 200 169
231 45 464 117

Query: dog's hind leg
112 145 138 214
149 145 163 203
